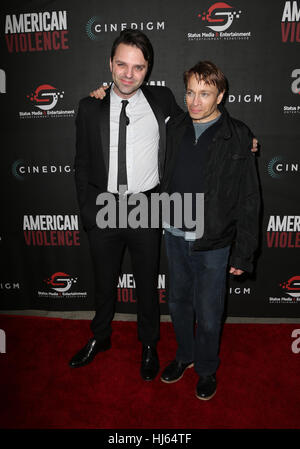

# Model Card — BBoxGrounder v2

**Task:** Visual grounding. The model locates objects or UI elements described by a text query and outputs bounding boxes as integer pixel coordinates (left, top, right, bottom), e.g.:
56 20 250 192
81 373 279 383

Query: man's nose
124 67 133 78
192 94 201 105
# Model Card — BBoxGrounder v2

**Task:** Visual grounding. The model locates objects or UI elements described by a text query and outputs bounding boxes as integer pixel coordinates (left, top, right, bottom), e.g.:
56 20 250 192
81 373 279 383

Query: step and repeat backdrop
1 0 300 317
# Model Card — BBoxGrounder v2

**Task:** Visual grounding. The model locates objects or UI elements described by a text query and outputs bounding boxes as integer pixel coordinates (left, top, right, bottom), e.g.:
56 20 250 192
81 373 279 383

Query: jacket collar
216 105 232 140
174 105 232 140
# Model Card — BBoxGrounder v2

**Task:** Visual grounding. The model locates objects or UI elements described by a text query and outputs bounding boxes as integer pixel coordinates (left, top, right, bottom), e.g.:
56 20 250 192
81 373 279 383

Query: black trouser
87 223 161 345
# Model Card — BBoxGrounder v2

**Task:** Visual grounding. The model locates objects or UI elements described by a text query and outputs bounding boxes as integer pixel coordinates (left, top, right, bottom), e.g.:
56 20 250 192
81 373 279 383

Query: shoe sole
160 363 194 384
141 374 159 381
195 389 217 401
140 365 160 381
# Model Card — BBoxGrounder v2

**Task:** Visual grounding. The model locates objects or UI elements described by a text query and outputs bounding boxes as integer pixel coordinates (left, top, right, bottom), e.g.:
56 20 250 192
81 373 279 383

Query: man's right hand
90 84 109 99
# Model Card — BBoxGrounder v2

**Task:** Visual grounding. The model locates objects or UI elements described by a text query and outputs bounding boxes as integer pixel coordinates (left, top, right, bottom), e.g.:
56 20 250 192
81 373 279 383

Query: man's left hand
90 84 109 99
229 267 244 276
251 138 258 152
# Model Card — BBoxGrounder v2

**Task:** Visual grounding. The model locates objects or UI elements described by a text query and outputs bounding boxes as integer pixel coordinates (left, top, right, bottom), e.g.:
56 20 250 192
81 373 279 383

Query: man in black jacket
160 61 260 400
69 29 182 380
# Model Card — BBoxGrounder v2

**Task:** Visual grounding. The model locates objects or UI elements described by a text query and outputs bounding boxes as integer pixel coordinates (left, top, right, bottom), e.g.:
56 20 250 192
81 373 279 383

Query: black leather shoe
160 359 194 383
140 345 159 381
195 374 217 400
69 337 111 368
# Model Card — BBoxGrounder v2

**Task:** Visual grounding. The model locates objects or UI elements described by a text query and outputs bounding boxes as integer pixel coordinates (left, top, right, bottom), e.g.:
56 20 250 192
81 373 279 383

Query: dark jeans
164 231 230 376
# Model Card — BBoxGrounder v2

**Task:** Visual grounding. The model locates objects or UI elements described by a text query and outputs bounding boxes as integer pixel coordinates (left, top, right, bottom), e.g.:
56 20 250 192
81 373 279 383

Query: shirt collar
110 83 141 107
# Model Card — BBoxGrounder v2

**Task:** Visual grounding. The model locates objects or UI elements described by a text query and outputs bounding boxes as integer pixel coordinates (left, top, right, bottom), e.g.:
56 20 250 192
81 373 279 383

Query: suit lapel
166 114 190 188
98 88 111 175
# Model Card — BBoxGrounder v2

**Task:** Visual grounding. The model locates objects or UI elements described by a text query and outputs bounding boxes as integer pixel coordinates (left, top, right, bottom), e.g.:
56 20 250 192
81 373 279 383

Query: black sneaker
195 374 217 400
160 359 193 383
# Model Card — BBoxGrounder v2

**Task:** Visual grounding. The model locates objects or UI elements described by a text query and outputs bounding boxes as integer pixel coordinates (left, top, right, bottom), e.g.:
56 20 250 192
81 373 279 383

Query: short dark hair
184 61 227 94
110 29 154 80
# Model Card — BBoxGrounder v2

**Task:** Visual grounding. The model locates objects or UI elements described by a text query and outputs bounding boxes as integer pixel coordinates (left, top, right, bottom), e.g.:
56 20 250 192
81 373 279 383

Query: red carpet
0 314 300 429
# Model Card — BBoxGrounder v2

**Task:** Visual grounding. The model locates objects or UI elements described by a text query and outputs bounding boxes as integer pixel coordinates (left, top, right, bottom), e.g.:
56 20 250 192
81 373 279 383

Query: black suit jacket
74 85 182 230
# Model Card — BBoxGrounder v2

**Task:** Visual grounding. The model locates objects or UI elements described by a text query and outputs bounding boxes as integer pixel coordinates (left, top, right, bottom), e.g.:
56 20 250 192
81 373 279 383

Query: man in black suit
69 29 182 380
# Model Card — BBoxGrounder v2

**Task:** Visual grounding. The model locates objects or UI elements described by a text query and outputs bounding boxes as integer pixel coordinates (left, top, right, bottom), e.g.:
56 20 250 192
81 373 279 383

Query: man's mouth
121 79 134 85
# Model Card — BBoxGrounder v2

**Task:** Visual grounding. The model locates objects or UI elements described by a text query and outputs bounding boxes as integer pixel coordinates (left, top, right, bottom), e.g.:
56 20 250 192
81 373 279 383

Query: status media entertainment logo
44 272 77 293
38 272 87 299
188 2 251 41
19 84 75 119
27 84 64 110
199 2 241 31
270 275 300 304
280 276 300 298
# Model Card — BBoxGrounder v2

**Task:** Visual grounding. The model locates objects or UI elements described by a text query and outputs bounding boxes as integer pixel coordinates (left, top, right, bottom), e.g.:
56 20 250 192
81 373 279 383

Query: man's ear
217 90 225 105
109 58 113 73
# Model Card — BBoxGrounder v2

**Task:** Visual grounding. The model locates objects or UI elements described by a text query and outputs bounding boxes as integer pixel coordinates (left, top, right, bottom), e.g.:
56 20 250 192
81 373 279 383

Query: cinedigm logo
267 156 299 179
86 16 101 41
187 2 251 41
85 17 165 41
267 156 285 179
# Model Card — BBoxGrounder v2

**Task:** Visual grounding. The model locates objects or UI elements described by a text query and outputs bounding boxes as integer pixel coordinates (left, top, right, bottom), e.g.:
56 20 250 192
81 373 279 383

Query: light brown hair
184 61 227 94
